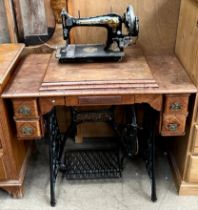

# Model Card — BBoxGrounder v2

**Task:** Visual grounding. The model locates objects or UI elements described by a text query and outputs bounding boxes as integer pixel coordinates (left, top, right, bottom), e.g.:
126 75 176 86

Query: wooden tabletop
0 44 25 93
2 46 197 98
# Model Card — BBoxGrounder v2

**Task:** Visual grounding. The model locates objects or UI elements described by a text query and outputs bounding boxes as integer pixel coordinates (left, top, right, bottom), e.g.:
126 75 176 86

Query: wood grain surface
174 0 198 191
161 113 187 136
15 119 42 139
192 125 198 153
0 0 10 43
19 0 48 36
2 46 196 98
187 155 198 182
41 47 158 90
1 0 180 52
51 0 67 23
176 0 198 86
3 0 18 43
164 94 189 115
0 44 25 92
12 98 39 119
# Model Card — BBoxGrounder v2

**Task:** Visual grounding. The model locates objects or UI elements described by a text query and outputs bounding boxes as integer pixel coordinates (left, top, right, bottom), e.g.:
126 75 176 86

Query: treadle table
2 46 197 206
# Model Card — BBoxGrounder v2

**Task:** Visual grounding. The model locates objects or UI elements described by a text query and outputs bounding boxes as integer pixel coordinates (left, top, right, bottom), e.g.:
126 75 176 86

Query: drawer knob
170 102 182 111
167 123 179 131
21 126 34 135
18 105 31 116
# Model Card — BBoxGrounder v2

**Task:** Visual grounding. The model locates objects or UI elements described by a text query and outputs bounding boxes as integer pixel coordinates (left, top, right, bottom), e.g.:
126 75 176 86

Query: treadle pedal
63 138 122 179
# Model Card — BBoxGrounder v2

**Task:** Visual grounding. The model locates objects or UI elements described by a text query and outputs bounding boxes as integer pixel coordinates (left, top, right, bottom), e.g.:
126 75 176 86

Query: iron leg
45 108 67 207
151 129 157 202
49 139 56 207
142 105 158 202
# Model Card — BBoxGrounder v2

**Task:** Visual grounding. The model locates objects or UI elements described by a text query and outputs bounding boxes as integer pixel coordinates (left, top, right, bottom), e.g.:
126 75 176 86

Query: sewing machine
56 5 139 63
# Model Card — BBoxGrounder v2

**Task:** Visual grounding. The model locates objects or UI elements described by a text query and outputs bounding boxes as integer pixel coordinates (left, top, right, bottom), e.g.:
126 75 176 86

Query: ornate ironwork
72 108 114 124
44 108 67 207
121 106 138 158
112 105 139 163
63 107 122 179
44 105 158 206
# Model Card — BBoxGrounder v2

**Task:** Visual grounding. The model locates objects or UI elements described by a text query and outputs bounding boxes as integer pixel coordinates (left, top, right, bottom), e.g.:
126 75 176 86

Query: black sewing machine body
57 5 139 63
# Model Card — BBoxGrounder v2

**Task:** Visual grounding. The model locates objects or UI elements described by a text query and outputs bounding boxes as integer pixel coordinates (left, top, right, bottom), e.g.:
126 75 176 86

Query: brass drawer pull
167 123 179 131
21 126 34 135
18 105 32 116
169 102 182 111
16 120 41 139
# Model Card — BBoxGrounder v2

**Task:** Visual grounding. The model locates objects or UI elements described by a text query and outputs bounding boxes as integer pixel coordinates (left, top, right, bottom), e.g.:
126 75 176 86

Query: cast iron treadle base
44 105 158 207
63 138 122 179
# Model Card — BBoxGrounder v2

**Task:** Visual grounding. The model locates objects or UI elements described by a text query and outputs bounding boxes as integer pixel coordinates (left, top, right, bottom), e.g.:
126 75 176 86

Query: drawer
15 120 42 139
192 125 198 153
39 97 65 114
66 95 135 106
13 99 39 119
186 155 198 183
164 95 189 114
78 96 122 105
161 114 187 136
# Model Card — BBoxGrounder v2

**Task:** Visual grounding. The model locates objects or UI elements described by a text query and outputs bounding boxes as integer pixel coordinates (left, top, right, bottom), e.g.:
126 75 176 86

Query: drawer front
15 120 42 139
66 95 135 106
161 114 187 136
192 125 198 153
78 96 122 105
39 97 65 114
187 155 198 183
164 95 189 114
13 99 38 119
